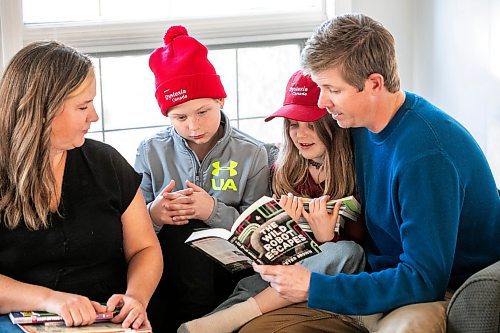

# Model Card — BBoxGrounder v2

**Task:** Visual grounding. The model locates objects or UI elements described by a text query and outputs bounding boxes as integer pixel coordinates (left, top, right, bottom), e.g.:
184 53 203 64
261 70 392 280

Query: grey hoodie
134 112 270 230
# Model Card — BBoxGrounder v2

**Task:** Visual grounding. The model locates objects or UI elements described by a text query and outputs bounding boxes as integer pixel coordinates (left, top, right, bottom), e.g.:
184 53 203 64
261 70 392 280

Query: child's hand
278 193 303 222
183 180 216 221
302 196 341 243
106 294 148 330
149 180 194 226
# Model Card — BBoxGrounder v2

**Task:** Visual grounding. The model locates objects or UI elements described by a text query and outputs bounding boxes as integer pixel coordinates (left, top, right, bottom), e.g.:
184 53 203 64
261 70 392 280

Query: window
20 1 327 53
22 0 322 23
1 0 328 163
86 43 301 163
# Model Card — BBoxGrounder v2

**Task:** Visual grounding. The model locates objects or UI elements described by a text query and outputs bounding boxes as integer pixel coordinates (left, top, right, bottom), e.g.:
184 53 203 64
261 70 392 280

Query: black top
0 139 141 302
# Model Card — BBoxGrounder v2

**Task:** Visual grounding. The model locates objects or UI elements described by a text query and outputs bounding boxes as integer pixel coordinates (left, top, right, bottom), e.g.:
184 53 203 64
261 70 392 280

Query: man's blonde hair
301 13 400 92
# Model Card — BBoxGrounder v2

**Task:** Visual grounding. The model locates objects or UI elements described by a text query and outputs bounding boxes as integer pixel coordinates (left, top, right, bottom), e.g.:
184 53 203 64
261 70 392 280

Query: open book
185 196 322 273
17 322 151 333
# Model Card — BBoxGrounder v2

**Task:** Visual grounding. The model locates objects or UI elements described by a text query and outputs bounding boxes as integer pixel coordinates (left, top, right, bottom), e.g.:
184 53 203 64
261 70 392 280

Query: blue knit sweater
308 92 500 315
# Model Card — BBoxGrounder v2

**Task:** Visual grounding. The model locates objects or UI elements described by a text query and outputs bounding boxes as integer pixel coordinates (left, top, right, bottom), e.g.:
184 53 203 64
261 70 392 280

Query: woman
0 41 162 331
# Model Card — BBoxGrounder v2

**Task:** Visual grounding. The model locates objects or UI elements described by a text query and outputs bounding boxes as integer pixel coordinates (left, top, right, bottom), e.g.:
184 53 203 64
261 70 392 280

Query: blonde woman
0 41 162 331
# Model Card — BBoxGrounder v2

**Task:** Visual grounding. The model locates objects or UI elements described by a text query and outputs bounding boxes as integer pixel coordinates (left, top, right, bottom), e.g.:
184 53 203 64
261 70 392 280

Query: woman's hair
0 41 93 230
272 115 355 199
301 13 400 93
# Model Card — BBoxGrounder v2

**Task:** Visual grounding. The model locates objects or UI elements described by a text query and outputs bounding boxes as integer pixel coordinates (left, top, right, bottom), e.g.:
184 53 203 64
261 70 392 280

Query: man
242 13 500 333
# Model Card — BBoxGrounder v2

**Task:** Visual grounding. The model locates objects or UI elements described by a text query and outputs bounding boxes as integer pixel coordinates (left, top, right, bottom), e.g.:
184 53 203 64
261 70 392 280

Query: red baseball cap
265 70 327 122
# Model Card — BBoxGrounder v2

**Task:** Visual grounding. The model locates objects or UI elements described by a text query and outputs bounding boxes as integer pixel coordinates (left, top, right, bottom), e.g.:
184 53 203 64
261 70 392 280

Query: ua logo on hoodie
211 160 238 191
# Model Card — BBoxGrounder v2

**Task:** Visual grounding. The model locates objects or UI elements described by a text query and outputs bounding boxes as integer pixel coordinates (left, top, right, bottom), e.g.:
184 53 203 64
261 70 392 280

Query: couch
447 260 500 333
263 143 500 332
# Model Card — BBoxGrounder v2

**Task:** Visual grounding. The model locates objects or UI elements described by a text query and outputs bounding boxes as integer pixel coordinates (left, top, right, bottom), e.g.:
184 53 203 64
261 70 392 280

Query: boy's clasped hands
149 179 215 225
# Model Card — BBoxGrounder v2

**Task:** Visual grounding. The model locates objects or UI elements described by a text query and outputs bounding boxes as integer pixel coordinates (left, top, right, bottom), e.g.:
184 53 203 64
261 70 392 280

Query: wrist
317 231 336 243
202 197 217 222
37 287 56 311
147 202 163 230
125 291 148 308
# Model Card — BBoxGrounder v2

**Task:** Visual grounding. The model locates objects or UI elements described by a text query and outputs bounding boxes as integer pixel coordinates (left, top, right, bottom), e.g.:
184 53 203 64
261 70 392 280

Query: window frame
0 0 344 69
0 0 344 61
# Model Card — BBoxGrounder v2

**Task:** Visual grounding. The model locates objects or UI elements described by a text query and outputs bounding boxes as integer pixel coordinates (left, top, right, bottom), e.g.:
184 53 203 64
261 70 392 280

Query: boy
134 26 270 332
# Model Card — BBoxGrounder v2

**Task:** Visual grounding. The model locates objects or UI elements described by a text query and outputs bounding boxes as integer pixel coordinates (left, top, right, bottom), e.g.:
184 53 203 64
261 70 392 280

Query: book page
187 237 250 265
185 228 231 243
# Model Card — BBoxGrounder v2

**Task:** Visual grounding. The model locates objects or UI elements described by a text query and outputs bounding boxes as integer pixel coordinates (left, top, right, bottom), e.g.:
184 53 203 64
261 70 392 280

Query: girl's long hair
0 41 93 230
272 115 355 199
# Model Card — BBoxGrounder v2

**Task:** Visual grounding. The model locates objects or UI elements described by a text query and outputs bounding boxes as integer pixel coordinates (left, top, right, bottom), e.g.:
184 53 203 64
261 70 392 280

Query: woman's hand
44 290 107 326
302 196 341 243
107 294 150 330
278 193 303 222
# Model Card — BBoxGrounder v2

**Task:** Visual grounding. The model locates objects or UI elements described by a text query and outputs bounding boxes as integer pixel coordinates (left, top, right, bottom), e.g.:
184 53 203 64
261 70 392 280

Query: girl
178 70 365 333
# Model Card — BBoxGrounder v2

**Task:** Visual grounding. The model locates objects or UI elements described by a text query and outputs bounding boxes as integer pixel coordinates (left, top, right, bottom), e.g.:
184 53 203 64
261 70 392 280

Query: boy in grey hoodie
134 25 270 333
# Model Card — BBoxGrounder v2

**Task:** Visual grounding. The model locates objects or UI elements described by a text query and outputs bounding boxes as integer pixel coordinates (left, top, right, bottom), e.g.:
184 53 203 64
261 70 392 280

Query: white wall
413 0 500 185
347 0 416 91
0 0 23 74
338 0 500 185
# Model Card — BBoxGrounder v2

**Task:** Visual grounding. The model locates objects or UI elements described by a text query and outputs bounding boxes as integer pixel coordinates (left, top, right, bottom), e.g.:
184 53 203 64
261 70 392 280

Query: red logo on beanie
149 25 227 116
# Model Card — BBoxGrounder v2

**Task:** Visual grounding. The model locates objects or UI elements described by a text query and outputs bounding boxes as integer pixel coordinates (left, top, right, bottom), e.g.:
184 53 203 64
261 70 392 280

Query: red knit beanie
149 25 226 116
